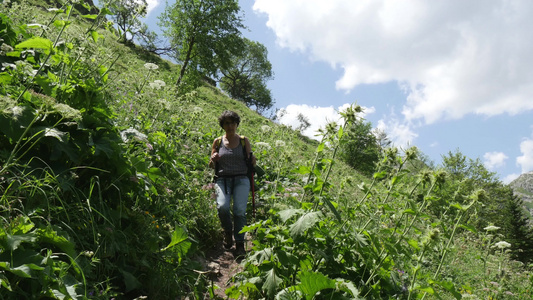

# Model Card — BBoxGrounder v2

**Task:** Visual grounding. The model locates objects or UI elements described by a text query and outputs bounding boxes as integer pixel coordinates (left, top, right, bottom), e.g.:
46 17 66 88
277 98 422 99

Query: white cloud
376 117 418 148
276 104 374 139
483 151 508 170
517 138 533 173
145 0 160 15
253 0 533 124
503 173 520 184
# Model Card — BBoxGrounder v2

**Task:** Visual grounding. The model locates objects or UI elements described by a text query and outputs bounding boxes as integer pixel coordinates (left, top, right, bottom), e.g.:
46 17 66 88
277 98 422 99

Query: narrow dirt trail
204 248 244 299
202 237 253 299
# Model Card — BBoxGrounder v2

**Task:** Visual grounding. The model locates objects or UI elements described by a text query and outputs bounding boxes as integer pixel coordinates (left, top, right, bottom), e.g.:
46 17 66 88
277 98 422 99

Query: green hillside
1 1 533 299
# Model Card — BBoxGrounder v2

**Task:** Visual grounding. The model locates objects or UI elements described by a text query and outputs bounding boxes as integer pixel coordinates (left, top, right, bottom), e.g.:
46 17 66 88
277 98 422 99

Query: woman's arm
209 139 221 169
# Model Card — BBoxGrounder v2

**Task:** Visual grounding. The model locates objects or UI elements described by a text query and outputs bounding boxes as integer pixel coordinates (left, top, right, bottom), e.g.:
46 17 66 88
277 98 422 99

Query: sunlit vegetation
1 1 532 299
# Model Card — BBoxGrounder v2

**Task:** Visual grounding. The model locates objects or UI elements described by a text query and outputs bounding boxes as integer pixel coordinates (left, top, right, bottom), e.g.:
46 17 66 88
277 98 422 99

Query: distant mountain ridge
510 172 533 217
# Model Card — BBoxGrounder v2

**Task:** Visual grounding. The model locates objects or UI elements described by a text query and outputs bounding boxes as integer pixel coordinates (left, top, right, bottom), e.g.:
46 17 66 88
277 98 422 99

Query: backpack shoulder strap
213 136 223 179
240 136 248 160
215 136 223 152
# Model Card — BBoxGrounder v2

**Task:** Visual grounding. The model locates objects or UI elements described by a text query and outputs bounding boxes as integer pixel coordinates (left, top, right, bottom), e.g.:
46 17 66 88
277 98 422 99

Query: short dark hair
218 110 241 128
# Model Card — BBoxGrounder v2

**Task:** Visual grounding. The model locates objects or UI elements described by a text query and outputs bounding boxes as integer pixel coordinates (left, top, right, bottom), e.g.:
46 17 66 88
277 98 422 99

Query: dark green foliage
338 119 381 176
100 0 148 43
439 150 500 219
0 8 207 298
2 2 533 299
219 38 274 114
0 13 18 46
437 150 533 262
506 192 533 264
231 139 480 299
159 0 245 88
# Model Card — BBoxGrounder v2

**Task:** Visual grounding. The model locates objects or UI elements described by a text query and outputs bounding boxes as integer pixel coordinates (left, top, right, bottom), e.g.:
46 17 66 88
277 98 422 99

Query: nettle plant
1 3 122 297
226 105 487 299
0 4 204 298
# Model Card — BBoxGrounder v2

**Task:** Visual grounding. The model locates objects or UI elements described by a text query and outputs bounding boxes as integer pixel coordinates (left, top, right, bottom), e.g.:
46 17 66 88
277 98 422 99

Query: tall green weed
1 3 207 298
227 106 532 299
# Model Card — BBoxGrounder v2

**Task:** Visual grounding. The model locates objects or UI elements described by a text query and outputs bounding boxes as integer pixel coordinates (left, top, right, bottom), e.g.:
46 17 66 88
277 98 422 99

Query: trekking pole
250 152 256 220
252 169 256 220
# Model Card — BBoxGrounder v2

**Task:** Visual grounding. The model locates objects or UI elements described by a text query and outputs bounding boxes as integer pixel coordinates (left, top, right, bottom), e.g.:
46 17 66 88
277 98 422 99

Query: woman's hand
211 152 220 162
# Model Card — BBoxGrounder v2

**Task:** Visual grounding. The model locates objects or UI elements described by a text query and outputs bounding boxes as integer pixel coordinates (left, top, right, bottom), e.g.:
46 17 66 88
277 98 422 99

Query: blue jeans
215 176 250 243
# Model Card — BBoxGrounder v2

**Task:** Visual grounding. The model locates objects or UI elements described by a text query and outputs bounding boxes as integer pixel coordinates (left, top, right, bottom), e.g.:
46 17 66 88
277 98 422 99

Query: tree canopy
435 150 533 262
219 38 274 113
338 120 381 176
159 0 245 89
101 0 148 43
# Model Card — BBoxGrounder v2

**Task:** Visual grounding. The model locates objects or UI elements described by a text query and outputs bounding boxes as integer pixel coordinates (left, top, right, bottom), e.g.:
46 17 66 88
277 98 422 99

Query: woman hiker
209 110 256 257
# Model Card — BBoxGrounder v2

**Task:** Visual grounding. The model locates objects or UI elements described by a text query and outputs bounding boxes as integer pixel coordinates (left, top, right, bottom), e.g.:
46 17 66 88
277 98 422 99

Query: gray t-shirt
216 142 248 176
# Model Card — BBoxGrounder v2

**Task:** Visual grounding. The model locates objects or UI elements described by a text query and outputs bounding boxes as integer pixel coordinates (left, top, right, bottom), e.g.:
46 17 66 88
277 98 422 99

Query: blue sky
117 0 533 183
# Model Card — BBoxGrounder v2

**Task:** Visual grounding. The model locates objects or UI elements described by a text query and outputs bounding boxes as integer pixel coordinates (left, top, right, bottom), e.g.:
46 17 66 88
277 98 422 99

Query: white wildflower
44 128 67 142
494 241 511 249
1 43 14 55
10 106 24 119
15 60 36 77
120 128 148 143
275 140 286 147
156 98 171 109
149 80 166 90
1 96 18 114
261 125 271 132
193 106 203 113
144 63 158 70
484 225 500 232
81 250 94 257
1 62 16 71
255 142 271 149
53 103 82 120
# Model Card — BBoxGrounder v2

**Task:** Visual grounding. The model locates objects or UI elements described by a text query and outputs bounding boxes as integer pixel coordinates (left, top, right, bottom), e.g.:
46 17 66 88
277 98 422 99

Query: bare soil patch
200 237 252 299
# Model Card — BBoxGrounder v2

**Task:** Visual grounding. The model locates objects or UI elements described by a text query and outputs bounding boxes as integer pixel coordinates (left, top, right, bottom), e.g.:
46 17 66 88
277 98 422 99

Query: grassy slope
12 0 367 193
3 2 532 299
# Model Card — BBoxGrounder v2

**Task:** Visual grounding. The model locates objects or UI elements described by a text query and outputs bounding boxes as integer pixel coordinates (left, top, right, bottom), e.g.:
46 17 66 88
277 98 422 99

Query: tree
296 113 310 131
219 38 274 113
435 150 524 236
374 128 391 149
137 24 173 55
506 191 533 264
159 0 245 88
101 0 148 43
338 120 381 176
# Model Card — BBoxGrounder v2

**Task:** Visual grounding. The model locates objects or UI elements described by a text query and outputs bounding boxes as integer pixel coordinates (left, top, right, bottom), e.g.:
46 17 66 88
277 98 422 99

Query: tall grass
1 1 532 299
226 106 532 299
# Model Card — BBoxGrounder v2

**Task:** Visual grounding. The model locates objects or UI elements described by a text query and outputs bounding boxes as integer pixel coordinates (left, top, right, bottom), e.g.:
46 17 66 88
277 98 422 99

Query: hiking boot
234 242 246 257
224 231 233 249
